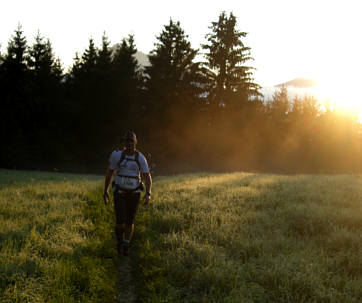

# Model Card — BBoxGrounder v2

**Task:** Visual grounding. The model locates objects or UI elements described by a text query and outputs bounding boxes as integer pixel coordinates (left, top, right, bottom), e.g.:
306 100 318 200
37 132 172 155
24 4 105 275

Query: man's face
125 139 136 150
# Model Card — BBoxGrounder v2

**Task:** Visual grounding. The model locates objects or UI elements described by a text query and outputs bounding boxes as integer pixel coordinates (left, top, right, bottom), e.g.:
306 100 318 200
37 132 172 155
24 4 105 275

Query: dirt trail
117 258 136 303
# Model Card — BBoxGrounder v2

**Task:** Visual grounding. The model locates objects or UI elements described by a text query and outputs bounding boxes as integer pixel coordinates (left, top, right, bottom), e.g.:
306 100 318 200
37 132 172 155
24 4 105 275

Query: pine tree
69 52 82 81
1 24 30 117
0 47 3 66
4 24 28 71
28 32 63 82
0 25 31 168
27 32 63 127
111 35 144 125
81 38 98 72
267 86 290 121
145 19 204 119
202 12 260 108
97 32 112 72
112 35 139 81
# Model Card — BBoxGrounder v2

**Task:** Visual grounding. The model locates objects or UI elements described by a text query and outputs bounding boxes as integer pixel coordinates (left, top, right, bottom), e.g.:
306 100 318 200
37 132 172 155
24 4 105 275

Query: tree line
1 12 361 174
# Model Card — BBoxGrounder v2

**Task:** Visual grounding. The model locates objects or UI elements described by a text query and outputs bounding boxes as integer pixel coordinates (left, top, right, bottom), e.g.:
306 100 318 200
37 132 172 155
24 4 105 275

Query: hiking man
103 131 152 256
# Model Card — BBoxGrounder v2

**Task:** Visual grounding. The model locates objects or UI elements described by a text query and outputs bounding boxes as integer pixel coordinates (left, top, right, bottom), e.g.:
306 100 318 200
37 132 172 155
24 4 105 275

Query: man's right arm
103 167 114 204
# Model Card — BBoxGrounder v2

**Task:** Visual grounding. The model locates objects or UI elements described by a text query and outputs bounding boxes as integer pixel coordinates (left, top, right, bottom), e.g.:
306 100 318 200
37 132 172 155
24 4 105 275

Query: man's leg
124 223 134 241
115 223 125 243
122 193 141 256
114 193 127 256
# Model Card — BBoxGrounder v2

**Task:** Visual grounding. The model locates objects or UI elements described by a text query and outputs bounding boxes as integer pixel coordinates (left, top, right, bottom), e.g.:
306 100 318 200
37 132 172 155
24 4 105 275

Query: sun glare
313 73 362 118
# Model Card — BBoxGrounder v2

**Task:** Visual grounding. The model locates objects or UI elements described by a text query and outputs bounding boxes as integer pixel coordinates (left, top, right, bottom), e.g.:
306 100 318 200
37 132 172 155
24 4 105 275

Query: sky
1 0 361 89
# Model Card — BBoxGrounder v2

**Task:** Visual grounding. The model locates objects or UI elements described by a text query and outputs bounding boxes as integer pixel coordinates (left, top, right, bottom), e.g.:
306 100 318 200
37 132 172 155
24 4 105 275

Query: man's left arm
142 172 152 205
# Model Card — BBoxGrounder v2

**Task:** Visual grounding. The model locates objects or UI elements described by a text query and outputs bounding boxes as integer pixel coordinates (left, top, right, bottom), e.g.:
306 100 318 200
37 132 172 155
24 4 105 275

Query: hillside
275 77 318 88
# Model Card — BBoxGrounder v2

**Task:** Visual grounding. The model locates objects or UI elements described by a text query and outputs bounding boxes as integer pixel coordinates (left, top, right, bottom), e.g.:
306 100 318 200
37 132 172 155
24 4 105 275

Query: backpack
114 150 143 193
116 149 141 171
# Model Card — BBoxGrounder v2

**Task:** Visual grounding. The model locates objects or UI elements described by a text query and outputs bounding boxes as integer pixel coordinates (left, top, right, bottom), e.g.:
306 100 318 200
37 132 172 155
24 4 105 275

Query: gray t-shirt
109 150 149 192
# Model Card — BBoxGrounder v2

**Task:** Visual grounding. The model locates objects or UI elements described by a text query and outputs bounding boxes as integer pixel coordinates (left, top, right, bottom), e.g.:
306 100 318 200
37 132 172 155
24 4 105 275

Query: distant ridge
275 77 318 88
134 51 150 67
111 43 150 67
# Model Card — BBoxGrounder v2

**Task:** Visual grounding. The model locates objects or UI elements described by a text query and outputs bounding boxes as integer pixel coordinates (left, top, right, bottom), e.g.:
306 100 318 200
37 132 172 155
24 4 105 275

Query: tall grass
0 169 120 302
133 173 362 302
2 169 362 302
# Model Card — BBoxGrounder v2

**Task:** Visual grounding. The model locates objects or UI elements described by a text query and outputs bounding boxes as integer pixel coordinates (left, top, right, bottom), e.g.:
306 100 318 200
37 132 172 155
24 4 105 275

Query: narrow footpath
117 256 136 302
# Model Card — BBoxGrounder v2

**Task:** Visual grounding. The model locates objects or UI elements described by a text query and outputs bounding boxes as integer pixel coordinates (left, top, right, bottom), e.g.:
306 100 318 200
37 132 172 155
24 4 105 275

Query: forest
1 12 361 175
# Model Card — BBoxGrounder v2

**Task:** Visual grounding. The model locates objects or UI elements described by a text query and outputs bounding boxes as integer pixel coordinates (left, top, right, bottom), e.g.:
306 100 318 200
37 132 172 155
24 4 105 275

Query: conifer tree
267 86 290 120
3 25 28 71
27 32 63 130
111 35 144 126
0 47 3 66
0 25 31 168
69 52 82 81
112 35 139 81
202 12 260 108
81 38 98 72
1 24 30 117
28 32 63 82
97 32 112 72
145 19 204 119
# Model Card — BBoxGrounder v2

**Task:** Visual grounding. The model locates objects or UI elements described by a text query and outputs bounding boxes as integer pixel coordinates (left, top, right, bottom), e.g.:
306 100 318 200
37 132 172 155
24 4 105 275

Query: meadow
0 169 120 302
1 169 362 302
133 173 362 302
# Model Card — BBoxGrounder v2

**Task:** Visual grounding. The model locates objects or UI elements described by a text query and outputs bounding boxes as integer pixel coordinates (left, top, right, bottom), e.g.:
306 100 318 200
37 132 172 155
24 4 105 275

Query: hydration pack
117 149 141 170
114 150 143 193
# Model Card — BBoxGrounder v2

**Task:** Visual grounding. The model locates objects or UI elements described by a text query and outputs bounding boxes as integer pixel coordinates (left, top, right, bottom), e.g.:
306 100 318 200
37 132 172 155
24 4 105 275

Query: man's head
122 131 137 152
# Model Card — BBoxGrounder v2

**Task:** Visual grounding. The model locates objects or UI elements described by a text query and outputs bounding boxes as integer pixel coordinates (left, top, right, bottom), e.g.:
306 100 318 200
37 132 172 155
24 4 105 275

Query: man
103 131 152 256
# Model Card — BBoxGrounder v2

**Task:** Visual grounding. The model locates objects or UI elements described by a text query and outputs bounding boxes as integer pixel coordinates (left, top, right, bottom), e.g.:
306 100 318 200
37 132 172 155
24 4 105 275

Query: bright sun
313 74 362 118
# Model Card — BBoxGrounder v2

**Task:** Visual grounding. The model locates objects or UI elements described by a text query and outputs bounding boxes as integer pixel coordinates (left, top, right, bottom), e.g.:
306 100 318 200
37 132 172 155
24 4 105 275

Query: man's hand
143 193 151 205
103 191 110 205
104 167 114 205
142 172 152 206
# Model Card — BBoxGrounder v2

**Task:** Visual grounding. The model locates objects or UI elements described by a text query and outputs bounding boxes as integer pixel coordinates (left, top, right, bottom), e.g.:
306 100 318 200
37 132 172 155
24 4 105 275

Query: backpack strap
117 150 141 171
117 150 126 169
134 151 141 170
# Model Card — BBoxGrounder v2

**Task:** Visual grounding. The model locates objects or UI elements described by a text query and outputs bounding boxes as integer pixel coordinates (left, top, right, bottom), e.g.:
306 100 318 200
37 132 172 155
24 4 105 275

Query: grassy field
0 169 121 302
1 169 362 302
133 173 362 302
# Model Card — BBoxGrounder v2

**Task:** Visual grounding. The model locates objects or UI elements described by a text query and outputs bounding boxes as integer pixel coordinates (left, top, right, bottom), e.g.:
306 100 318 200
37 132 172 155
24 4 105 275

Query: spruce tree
27 32 63 130
145 19 204 120
112 35 139 81
81 38 98 72
202 12 260 108
1 24 30 118
111 35 144 127
0 47 3 66
0 25 31 168
97 32 112 72
28 32 63 82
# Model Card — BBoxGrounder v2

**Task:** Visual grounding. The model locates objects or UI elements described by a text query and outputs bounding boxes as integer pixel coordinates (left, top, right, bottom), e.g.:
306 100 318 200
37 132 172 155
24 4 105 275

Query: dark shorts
114 192 141 225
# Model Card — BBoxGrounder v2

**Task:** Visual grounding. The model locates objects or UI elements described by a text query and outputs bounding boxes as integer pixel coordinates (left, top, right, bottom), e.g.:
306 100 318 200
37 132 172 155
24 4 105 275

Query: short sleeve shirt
108 150 150 189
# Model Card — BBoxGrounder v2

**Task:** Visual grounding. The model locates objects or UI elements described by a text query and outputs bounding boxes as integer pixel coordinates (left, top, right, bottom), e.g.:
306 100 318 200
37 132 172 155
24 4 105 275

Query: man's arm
103 167 114 204
142 172 152 205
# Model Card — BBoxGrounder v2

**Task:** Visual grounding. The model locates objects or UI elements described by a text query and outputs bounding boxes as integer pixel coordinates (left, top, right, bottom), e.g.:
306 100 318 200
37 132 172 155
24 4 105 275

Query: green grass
133 173 362 302
0 169 119 302
1 169 362 302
